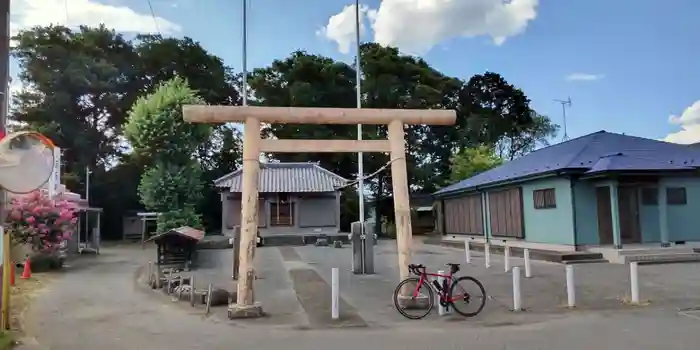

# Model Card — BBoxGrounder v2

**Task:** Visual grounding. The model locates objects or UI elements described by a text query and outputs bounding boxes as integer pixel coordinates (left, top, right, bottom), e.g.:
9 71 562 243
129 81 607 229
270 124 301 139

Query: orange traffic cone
10 263 15 286
20 257 32 279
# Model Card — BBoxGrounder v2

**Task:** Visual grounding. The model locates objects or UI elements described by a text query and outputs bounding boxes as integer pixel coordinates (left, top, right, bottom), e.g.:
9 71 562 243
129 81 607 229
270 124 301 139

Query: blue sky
9 0 700 143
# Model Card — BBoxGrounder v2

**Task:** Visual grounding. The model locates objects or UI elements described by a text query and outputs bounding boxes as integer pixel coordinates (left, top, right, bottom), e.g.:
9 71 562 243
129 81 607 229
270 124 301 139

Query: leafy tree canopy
124 76 211 165
450 146 504 182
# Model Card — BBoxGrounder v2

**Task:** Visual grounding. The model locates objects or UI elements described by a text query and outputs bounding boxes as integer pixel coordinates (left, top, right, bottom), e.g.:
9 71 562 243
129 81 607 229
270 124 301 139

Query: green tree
11 25 243 238
359 43 464 194
450 146 503 181
125 77 212 232
10 25 137 176
248 51 358 178
496 113 559 160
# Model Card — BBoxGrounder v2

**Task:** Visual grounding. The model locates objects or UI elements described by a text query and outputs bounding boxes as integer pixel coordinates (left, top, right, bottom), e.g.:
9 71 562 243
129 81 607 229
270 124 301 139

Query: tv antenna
554 97 572 141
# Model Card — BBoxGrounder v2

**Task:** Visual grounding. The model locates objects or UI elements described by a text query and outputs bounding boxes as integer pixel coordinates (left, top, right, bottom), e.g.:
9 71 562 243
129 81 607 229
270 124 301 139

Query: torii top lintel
182 105 456 126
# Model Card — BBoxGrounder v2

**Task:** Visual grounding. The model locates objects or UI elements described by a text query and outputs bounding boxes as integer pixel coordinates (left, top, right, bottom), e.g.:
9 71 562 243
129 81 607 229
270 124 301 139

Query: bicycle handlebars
408 264 425 275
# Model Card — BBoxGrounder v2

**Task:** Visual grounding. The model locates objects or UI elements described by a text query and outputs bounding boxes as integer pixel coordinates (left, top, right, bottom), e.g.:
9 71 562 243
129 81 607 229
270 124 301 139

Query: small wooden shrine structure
146 226 204 271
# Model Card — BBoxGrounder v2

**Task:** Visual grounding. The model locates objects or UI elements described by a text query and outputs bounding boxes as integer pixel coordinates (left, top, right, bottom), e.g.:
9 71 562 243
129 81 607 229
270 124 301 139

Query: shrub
5 191 78 253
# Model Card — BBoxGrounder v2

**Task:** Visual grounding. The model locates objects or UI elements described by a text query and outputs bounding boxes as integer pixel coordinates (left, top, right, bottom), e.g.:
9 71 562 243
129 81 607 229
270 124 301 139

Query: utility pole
554 97 572 141
0 0 10 331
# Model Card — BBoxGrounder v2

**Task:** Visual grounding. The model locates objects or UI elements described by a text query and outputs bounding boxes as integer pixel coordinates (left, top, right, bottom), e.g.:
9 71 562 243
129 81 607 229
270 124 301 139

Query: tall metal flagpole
0 0 10 330
242 0 248 107
232 0 249 282
355 0 365 249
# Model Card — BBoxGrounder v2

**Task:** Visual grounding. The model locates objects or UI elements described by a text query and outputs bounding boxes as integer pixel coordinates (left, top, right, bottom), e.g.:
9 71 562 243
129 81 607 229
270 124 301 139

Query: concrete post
524 249 532 278
566 265 575 308
630 262 639 304
388 120 412 283
484 243 491 268
437 270 451 316
351 222 363 274
362 222 375 274
512 266 521 311
331 268 339 319
464 240 471 264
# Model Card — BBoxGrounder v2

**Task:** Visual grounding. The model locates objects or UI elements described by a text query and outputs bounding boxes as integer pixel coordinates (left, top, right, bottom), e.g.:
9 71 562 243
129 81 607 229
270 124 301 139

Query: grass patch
10 273 52 335
0 331 14 349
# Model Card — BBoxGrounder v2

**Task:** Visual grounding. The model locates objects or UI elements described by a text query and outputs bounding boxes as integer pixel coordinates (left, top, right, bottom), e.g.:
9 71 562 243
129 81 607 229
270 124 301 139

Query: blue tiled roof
435 131 700 196
585 153 695 175
214 162 348 193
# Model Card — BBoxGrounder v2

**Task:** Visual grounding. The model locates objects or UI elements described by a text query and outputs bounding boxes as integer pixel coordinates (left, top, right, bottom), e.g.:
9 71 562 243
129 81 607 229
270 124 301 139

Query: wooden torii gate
183 105 456 318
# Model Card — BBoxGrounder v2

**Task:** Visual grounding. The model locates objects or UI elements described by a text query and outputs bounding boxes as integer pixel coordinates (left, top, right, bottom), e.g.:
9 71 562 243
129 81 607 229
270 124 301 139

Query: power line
145 0 162 35
554 97 572 141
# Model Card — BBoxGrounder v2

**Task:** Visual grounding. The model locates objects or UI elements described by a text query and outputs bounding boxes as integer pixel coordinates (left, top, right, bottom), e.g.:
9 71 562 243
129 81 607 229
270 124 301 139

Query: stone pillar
658 185 669 246
609 181 622 249
388 120 412 282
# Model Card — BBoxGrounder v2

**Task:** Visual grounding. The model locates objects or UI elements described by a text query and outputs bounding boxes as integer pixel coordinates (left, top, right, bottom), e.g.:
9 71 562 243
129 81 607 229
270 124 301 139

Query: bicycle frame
414 271 462 303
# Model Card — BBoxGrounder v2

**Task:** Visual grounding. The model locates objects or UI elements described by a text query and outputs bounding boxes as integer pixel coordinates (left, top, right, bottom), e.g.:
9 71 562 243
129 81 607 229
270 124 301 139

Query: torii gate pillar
183 105 456 319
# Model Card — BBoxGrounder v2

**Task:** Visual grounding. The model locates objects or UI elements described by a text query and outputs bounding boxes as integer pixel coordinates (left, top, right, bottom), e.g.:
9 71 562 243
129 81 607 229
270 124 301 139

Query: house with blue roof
433 131 700 253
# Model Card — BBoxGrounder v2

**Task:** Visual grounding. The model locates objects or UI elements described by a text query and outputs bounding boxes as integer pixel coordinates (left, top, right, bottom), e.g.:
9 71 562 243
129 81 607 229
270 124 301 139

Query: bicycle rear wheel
449 276 486 317
392 277 434 320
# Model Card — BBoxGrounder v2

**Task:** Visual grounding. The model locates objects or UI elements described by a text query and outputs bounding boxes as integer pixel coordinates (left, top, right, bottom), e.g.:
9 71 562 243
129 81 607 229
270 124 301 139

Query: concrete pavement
14 243 700 349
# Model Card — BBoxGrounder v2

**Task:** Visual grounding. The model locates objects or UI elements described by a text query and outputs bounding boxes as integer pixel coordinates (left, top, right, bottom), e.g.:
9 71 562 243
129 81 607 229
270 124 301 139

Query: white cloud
10 0 181 37
566 73 605 81
317 4 375 54
664 100 700 144
319 0 539 55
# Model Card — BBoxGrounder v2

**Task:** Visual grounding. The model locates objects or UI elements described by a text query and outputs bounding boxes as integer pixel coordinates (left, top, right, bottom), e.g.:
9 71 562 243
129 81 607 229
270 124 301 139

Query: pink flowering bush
5 190 79 252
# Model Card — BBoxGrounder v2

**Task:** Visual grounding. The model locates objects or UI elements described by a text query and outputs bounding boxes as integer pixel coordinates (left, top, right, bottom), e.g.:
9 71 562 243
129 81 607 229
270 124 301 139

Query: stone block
228 302 265 319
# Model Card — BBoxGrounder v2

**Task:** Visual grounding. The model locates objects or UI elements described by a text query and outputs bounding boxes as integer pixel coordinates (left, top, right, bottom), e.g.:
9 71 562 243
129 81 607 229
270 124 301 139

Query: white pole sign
48 147 61 198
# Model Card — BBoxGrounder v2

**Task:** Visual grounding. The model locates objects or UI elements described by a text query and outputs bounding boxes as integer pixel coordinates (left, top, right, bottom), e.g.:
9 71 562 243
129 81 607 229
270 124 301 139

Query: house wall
636 176 700 243
520 177 576 245
222 192 340 236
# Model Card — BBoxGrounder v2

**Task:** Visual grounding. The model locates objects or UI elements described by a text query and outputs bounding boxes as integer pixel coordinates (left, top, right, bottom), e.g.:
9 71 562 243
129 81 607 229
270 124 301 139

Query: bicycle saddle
408 264 425 269
445 263 460 273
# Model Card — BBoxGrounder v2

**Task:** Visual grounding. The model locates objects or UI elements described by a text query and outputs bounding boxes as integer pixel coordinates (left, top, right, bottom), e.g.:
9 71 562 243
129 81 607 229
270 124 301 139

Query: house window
533 188 556 209
666 187 687 205
641 188 658 205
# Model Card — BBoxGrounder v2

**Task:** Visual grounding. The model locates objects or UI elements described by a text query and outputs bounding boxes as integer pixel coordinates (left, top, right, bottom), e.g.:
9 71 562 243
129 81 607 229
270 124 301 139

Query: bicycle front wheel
393 277 434 320
449 276 486 317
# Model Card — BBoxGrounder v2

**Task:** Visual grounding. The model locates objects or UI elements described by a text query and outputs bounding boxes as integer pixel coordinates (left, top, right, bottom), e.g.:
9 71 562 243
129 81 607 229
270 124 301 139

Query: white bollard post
504 245 511 272
512 266 522 311
437 270 451 316
566 265 575 308
524 249 532 278
484 243 491 268
464 240 471 264
331 267 339 320
630 262 639 304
